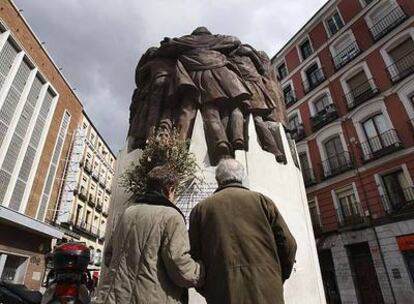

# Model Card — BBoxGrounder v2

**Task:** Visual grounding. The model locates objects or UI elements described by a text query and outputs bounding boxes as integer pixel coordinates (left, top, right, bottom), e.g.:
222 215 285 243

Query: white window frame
364 0 399 29
297 35 315 62
348 98 394 160
277 60 289 80
297 142 314 172
323 8 345 37
380 27 414 77
329 30 358 60
0 251 29 284
339 61 376 103
315 122 348 163
358 0 376 8
308 196 322 227
396 78 414 124
374 163 414 212
307 87 334 117
301 56 323 91
331 184 363 225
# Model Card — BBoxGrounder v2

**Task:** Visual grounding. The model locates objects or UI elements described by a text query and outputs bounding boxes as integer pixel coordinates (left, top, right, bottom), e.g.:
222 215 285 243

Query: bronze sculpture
128 27 292 165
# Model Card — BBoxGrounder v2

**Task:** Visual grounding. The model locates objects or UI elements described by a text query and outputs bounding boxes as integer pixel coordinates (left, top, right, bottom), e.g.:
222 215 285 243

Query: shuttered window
36 111 70 220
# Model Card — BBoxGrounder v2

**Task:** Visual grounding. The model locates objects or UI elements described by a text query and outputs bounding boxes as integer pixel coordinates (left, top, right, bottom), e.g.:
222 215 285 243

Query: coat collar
135 191 186 221
215 182 249 193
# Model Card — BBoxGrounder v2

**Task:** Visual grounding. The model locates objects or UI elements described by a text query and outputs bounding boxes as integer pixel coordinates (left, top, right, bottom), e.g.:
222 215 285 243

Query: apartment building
272 0 414 303
54 113 115 276
0 0 84 290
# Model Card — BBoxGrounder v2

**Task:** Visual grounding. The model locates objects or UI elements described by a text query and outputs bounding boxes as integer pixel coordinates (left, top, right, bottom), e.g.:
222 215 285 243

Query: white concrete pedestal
103 112 326 303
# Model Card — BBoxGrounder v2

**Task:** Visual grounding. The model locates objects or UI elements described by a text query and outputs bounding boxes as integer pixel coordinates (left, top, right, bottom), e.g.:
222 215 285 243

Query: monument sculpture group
128 26 294 165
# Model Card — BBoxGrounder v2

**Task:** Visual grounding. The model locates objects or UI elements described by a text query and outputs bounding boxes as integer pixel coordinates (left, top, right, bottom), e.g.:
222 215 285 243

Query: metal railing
311 103 338 131
387 50 414 83
96 202 103 212
291 123 306 141
303 67 326 94
360 129 402 161
284 90 297 107
333 41 361 70
92 170 99 181
77 187 88 202
87 195 96 207
370 6 407 41
321 151 353 178
302 167 316 187
70 217 101 238
338 213 368 228
382 186 414 213
344 78 379 110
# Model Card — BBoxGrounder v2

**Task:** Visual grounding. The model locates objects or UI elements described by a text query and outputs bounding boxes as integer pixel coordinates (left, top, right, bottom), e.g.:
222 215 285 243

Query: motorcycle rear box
52 243 90 272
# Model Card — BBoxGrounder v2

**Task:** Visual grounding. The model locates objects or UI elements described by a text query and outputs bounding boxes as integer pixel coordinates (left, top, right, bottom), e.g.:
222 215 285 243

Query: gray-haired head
215 159 245 186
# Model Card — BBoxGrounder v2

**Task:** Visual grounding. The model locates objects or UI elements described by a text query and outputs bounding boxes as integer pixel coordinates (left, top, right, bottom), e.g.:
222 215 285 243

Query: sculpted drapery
128 27 292 165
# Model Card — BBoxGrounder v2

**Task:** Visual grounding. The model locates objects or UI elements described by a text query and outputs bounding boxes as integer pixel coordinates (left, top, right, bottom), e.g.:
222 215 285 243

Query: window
75 205 82 225
308 199 321 229
336 187 360 221
323 136 350 175
36 111 71 220
368 1 406 41
381 170 413 211
300 39 313 60
331 33 360 69
362 114 389 151
305 63 324 91
326 11 344 36
299 152 315 186
86 211 91 226
0 253 28 284
344 70 377 108
283 85 295 105
278 63 288 80
387 38 414 82
289 114 300 131
313 94 331 113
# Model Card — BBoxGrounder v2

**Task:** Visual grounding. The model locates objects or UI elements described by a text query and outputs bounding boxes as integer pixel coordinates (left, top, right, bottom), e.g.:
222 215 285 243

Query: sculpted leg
230 106 245 150
201 102 231 162
146 76 167 140
254 115 286 163
177 97 198 140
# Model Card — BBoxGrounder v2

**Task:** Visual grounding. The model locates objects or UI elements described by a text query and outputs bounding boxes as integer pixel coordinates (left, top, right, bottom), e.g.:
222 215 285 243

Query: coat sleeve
161 213 204 288
189 207 202 261
261 194 297 282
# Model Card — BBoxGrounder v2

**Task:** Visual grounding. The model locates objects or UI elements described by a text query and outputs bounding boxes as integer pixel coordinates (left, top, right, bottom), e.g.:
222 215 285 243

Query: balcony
382 186 414 213
344 78 379 110
302 167 317 187
106 187 112 195
78 188 88 202
284 90 297 107
291 123 306 142
67 216 101 238
338 213 368 229
99 178 106 188
387 50 414 83
311 103 338 132
103 208 109 217
87 195 96 207
96 202 103 212
91 170 99 181
321 151 353 179
370 6 407 41
303 67 326 94
333 41 361 70
360 129 403 162
84 163 92 174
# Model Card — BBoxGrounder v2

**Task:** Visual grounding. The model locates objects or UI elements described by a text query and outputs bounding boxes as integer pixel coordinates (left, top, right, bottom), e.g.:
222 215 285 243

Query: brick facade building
0 0 114 290
272 0 414 303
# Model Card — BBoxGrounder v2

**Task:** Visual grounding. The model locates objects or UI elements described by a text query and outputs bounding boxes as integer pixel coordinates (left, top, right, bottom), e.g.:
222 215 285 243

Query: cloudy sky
14 0 326 153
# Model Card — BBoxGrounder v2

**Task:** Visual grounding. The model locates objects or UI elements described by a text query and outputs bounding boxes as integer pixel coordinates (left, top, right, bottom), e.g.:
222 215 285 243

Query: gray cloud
14 0 326 152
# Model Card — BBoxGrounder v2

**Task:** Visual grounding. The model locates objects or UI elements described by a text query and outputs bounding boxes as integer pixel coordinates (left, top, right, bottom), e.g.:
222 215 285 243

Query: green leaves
120 128 198 196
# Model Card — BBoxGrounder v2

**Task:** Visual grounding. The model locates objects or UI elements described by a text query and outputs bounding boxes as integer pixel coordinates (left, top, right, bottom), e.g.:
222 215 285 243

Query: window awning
0 206 64 239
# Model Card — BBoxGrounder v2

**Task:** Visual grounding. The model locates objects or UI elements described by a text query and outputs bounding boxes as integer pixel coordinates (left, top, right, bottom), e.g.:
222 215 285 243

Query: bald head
215 159 245 186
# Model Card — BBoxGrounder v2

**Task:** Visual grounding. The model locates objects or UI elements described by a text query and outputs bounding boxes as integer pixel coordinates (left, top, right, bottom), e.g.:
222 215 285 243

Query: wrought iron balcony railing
338 213 368 228
321 151 353 178
387 50 414 83
333 41 361 70
77 188 88 202
87 195 96 207
302 167 316 187
70 218 101 238
303 67 326 94
360 129 402 161
284 90 297 107
84 163 92 174
344 78 379 110
96 202 103 212
370 6 407 41
311 103 338 131
382 186 414 213
291 123 306 141
92 170 99 181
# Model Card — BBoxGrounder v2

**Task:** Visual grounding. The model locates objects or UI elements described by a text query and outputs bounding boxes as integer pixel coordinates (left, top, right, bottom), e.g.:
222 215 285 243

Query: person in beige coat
189 159 297 304
95 165 204 304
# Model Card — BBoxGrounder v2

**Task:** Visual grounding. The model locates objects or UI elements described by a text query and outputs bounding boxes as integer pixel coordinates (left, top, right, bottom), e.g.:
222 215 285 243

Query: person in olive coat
189 159 297 304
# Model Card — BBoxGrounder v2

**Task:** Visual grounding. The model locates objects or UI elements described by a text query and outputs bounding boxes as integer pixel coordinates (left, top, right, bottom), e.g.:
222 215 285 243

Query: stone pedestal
103 112 326 303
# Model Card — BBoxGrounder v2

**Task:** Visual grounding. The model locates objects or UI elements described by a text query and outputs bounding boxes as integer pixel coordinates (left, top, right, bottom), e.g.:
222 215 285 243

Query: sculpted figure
128 47 175 151
230 45 286 162
159 26 251 164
